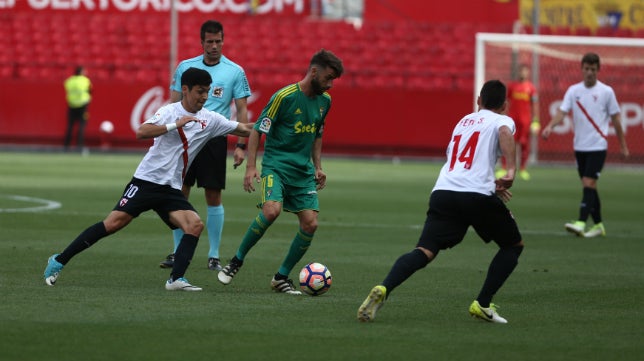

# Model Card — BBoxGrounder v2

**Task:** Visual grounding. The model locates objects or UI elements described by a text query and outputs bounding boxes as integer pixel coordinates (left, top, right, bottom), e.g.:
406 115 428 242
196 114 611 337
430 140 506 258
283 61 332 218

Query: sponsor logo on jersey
213 87 224 98
294 121 317 134
259 117 272 132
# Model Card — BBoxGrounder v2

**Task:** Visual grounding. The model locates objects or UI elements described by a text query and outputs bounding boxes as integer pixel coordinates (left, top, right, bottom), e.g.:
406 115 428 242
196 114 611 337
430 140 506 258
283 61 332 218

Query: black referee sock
171 234 199 281
476 245 523 307
56 222 108 265
382 248 431 296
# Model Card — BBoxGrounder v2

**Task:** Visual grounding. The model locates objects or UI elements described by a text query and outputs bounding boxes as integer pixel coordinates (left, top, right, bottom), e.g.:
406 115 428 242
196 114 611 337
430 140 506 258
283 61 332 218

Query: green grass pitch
1 151 642 361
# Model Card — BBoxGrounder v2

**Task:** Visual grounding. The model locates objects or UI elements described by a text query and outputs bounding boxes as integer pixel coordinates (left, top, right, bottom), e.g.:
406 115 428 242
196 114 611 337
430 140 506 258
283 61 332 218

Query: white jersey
433 109 515 195
133 102 239 190
560 80 620 151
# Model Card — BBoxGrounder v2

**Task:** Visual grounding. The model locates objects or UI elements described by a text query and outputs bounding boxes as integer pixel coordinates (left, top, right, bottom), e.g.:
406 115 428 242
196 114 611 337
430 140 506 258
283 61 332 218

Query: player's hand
541 125 552 139
496 188 513 203
495 168 515 191
315 169 327 190
621 145 630 159
243 166 260 193
233 147 246 169
177 116 197 127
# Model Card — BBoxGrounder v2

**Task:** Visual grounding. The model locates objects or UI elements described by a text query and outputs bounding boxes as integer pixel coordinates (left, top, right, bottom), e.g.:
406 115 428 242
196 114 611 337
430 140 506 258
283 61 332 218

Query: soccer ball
299 262 332 296
100 120 114 133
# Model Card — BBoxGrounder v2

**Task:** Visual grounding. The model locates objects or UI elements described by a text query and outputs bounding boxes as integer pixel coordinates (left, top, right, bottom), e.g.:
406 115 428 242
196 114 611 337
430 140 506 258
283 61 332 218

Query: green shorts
260 172 319 213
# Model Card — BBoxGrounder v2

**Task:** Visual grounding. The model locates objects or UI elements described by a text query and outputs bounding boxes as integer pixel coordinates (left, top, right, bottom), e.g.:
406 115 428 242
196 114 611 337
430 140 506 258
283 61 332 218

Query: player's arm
243 129 262 193
610 113 629 158
541 109 566 139
233 97 249 169
497 125 516 186
229 122 253 138
312 137 326 190
495 125 515 202
136 116 197 139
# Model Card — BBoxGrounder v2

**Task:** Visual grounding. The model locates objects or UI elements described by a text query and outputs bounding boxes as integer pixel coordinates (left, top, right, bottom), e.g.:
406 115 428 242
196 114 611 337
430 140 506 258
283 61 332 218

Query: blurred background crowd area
1 0 642 162
2 0 642 91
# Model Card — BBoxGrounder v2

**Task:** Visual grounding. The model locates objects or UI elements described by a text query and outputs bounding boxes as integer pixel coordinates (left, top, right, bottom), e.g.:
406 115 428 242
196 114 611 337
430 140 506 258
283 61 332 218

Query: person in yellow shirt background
63 66 92 152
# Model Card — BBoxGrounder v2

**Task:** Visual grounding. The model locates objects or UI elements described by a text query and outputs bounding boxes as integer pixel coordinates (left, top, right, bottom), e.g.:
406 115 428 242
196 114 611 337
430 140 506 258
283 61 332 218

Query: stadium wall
3 1 640 162
2 0 506 157
0 79 470 157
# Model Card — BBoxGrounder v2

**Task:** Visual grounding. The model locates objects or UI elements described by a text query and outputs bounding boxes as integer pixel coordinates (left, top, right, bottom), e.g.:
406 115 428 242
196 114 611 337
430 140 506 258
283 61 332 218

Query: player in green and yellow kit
218 49 344 294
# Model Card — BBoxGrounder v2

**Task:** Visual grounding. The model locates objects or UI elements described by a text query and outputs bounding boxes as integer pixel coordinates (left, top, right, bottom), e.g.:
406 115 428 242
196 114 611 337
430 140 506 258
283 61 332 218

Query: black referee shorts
184 136 227 190
416 190 522 254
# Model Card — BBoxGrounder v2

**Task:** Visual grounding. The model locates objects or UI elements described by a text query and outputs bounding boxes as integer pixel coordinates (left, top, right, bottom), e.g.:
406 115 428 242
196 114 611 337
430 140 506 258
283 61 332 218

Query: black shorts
574 150 606 180
416 190 522 254
68 105 88 122
113 177 197 229
183 136 227 190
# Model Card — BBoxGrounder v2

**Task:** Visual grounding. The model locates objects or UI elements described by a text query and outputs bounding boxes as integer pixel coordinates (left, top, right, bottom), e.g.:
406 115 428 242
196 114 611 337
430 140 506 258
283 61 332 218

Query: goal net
474 33 644 165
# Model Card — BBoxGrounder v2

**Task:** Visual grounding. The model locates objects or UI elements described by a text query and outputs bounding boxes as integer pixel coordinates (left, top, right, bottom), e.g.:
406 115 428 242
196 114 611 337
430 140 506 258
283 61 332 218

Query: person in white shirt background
542 52 629 238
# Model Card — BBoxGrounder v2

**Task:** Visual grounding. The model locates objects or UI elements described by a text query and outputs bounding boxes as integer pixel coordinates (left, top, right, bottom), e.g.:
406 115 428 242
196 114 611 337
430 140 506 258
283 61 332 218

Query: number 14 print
449 131 480 171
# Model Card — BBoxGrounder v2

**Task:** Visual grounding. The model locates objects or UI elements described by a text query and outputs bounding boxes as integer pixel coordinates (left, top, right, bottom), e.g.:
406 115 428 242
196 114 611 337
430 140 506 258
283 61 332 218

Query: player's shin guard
236 212 273 261
57 222 108 264
476 245 523 307
278 229 313 277
381 248 431 296
579 187 597 223
206 205 224 258
172 228 183 253
171 234 199 281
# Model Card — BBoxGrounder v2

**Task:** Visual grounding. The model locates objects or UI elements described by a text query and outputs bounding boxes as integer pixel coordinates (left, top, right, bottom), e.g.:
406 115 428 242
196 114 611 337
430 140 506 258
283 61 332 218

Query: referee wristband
236 143 247 150
166 123 178 132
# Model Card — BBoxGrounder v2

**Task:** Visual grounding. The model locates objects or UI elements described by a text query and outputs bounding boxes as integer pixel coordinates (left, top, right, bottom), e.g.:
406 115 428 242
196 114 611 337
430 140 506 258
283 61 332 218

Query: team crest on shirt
119 198 128 207
259 117 272 132
212 87 224 98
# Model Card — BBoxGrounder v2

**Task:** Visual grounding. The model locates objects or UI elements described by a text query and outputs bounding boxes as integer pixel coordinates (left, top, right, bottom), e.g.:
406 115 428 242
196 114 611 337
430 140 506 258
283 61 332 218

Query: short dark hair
310 49 344 78
581 52 600 69
480 80 506 110
74 66 83 75
181 67 212 89
201 20 224 41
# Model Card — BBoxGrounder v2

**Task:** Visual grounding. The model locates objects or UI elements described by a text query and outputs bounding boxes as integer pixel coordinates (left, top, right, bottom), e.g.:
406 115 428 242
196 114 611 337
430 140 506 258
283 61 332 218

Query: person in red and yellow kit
497 64 539 180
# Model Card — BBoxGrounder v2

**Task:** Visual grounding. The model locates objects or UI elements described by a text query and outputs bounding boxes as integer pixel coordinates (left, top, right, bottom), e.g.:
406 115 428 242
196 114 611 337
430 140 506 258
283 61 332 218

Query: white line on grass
0 194 62 213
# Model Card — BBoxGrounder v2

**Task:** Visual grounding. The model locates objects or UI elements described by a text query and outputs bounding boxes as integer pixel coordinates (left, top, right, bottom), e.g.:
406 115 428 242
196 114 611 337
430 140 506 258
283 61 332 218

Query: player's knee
184 218 204 236
501 243 524 264
416 246 436 261
262 203 282 222
301 219 318 234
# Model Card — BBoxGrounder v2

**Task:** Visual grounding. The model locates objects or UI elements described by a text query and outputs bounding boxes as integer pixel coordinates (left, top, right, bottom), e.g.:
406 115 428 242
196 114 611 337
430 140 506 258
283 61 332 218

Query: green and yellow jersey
255 83 331 186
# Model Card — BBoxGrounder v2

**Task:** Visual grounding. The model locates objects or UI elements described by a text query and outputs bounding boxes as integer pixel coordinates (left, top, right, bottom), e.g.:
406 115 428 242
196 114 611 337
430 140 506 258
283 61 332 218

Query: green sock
278 229 313 277
235 212 272 261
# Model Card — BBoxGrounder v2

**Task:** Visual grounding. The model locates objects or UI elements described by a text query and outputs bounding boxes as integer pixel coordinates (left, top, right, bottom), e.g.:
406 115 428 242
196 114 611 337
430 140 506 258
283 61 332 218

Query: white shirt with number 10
433 109 515 195
134 102 239 190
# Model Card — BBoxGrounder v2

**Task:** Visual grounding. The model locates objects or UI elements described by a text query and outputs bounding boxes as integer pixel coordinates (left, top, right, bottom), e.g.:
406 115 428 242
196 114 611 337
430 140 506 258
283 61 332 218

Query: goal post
474 33 644 164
